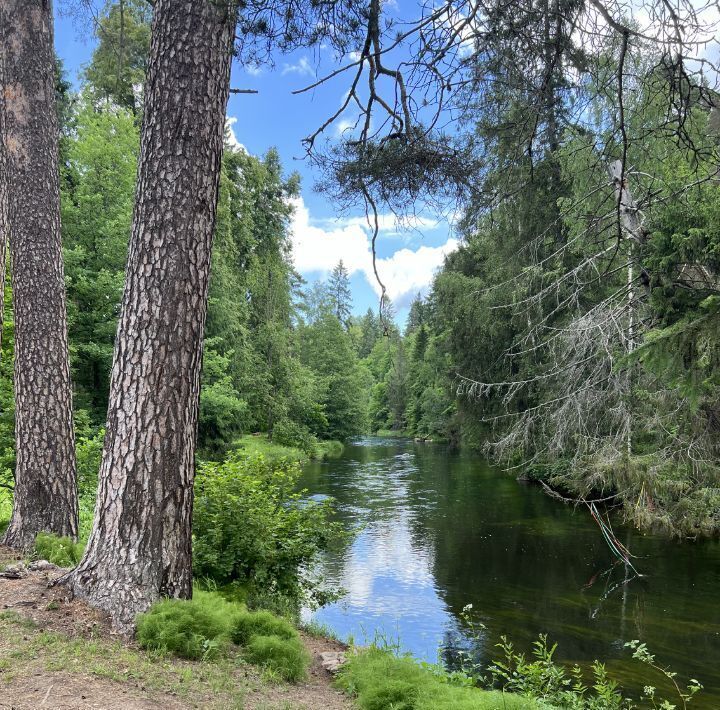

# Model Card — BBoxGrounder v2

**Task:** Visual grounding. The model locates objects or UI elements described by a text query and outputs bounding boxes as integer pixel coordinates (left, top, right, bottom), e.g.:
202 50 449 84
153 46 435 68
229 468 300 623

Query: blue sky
53 2 459 326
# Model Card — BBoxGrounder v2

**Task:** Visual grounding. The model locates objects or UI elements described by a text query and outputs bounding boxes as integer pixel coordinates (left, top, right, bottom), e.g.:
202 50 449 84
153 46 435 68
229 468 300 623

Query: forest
0 0 719 708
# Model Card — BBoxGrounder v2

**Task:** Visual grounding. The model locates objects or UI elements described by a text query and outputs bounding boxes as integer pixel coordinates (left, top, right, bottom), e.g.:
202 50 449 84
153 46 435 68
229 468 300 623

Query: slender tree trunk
609 160 645 465
1 0 78 549
64 0 236 629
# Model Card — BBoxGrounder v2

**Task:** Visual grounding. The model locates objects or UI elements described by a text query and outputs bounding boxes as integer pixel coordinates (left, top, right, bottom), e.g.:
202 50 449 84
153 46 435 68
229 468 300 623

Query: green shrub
271 419 318 457
75 427 104 500
135 591 237 660
193 452 344 607
336 648 545 710
75 427 104 541
243 634 310 682
34 532 84 568
231 609 297 646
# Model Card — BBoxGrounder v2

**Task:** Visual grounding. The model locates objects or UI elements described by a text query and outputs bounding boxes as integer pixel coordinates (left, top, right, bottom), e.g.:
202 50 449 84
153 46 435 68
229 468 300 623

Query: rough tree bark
0 17 8 354
63 0 236 629
1 0 78 549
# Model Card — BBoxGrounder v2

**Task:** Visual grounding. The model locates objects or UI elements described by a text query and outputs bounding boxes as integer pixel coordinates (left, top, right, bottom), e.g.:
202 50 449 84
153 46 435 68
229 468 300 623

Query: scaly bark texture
65 0 236 629
0 11 8 353
1 0 78 549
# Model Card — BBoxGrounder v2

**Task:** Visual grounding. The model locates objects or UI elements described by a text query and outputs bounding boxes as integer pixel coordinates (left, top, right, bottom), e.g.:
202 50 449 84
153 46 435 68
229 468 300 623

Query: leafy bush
482 635 623 709
243 634 310 682
271 418 318 457
193 452 344 607
75 426 104 540
135 591 237 660
75 426 103 500
34 532 84 568
231 609 297 646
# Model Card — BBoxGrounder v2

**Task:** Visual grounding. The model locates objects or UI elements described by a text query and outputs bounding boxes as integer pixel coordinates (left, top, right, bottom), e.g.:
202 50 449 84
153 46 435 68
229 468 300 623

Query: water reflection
299 437 720 707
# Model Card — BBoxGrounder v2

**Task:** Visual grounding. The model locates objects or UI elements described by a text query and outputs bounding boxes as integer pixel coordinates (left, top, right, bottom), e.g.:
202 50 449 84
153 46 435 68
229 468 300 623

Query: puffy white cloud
224 116 247 153
281 56 314 77
372 240 459 308
289 196 456 307
290 197 372 275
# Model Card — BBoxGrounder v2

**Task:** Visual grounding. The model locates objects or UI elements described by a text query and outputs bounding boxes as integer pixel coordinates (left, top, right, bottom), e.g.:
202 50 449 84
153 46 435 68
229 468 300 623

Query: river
299 436 720 707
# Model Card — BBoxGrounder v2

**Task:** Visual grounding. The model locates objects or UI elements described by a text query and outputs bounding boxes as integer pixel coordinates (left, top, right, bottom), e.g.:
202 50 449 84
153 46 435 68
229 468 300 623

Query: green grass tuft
135 591 238 660
362 679 418 710
243 634 310 682
34 532 84 567
231 609 298 646
336 648 551 710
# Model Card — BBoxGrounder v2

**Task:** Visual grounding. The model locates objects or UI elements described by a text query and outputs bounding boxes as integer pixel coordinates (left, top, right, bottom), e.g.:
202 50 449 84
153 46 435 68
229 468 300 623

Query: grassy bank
231 435 344 464
0 561 350 710
336 647 551 709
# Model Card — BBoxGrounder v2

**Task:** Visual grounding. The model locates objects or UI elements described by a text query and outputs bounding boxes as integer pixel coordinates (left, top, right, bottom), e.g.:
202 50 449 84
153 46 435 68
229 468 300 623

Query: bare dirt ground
0 549 353 710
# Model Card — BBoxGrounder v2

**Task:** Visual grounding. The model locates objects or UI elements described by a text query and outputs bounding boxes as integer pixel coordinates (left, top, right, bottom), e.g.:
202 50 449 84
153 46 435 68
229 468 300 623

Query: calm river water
299 437 720 707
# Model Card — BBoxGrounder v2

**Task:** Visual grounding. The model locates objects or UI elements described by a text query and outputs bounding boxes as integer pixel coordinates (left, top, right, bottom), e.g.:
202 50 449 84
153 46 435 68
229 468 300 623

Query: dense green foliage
338 637 703 710
230 609 298 645
356 55 720 537
193 454 343 607
0 56 368 516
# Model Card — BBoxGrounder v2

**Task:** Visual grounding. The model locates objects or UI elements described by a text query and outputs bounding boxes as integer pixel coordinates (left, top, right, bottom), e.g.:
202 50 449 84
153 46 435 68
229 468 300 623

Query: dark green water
299 437 720 707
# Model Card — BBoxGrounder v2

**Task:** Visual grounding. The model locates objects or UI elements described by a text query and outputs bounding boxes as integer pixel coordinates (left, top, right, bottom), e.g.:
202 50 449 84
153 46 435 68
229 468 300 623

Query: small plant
243 634 310 682
33 532 84 568
135 592 237 660
625 640 703 709
231 609 298 646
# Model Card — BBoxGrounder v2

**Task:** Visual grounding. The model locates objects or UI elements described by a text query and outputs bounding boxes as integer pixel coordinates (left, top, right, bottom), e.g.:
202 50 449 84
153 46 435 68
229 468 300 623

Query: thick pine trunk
0 17 8 354
1 0 78 549
64 0 236 629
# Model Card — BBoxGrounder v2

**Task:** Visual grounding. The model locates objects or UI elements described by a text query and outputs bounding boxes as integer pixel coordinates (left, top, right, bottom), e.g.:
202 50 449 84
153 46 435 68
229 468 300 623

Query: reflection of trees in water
300 440 440 606
439 625 487 675
301 438 720 697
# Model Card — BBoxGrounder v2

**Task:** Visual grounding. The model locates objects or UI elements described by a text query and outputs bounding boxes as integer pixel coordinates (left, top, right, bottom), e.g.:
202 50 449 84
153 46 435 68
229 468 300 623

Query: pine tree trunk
1 0 78 549
64 0 236 629
0 18 8 355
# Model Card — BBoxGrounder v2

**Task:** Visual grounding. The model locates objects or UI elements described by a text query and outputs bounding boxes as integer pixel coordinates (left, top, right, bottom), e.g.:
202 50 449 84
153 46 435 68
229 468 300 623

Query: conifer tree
1 0 78 549
328 259 352 328
64 0 237 627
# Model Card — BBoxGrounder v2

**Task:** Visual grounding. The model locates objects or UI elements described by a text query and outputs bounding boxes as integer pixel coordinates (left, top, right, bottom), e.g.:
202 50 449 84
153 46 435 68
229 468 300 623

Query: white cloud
289 196 456 307
281 56 314 77
245 64 263 77
372 240 459 308
290 197 372 275
224 117 247 153
335 117 357 136
320 213 441 236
